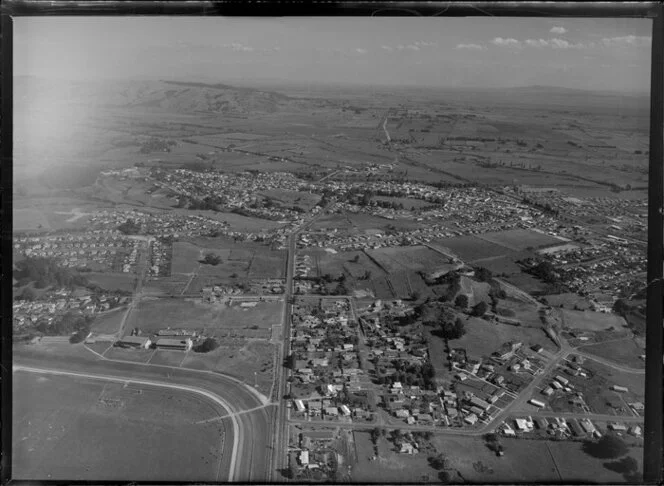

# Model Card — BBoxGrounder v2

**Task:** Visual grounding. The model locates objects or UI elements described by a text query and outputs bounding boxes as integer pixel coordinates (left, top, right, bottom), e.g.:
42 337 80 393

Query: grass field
13 370 228 481
542 293 593 310
86 272 136 292
182 340 275 391
366 245 454 274
13 208 52 232
550 355 644 415
432 436 642 483
561 309 628 332
171 240 284 279
477 229 566 251
90 308 126 335
351 431 433 483
442 316 556 359
126 297 282 338
433 235 512 262
577 338 646 370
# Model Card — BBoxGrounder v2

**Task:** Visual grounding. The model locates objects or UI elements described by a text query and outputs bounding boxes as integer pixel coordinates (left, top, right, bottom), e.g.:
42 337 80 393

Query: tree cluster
117 219 142 235
200 253 222 266
193 337 220 353
14 257 89 289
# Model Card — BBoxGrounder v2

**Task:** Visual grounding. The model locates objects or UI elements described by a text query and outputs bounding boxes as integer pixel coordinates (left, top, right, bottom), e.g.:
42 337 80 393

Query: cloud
601 35 651 48
550 26 567 34
456 43 485 50
491 37 521 47
355 48 368 54
223 42 255 52
381 41 437 52
524 38 586 49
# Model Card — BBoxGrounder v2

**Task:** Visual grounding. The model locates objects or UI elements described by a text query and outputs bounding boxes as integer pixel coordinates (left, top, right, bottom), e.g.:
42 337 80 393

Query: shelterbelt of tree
13 348 273 482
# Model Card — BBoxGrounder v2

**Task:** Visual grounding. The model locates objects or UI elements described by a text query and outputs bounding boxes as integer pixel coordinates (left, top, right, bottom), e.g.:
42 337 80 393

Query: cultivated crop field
13 370 228 481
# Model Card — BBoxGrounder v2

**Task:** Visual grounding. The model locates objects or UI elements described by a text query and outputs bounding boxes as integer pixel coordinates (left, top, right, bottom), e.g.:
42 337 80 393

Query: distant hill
111 79 292 114
15 76 295 115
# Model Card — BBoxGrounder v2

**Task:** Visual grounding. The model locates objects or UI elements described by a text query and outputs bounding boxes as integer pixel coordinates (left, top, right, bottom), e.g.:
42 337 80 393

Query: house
611 385 629 393
529 399 545 409
294 400 306 413
116 336 152 349
399 442 417 454
567 419 585 437
395 409 410 418
541 387 554 396
629 425 642 438
514 418 533 432
299 450 310 466
155 338 192 351
464 413 479 425
469 396 491 410
324 407 339 417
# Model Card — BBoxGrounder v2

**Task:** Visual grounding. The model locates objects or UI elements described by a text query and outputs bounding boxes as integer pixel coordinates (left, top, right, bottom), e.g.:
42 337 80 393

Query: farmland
13 370 228 481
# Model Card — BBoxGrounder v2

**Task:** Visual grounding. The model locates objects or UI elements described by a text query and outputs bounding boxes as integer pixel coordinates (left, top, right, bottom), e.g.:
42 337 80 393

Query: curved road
13 348 273 482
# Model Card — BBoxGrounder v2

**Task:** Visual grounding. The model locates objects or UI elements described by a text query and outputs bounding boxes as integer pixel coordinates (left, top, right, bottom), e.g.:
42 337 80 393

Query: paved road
13 349 273 482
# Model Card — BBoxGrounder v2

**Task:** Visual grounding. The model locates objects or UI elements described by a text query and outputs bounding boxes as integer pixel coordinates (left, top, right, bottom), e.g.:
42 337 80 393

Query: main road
13 348 274 482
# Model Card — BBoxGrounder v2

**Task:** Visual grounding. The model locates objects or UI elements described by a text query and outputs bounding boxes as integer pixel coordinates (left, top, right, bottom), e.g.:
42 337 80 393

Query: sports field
13 370 229 481
477 228 565 251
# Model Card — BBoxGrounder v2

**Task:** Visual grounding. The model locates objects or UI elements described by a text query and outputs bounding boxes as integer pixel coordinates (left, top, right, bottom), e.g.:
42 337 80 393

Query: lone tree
455 294 469 310
472 301 489 317
439 317 466 340
474 267 493 282
583 434 629 459
201 253 222 265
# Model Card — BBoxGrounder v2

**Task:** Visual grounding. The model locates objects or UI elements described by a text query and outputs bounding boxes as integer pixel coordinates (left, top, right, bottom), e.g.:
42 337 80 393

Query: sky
14 16 653 93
